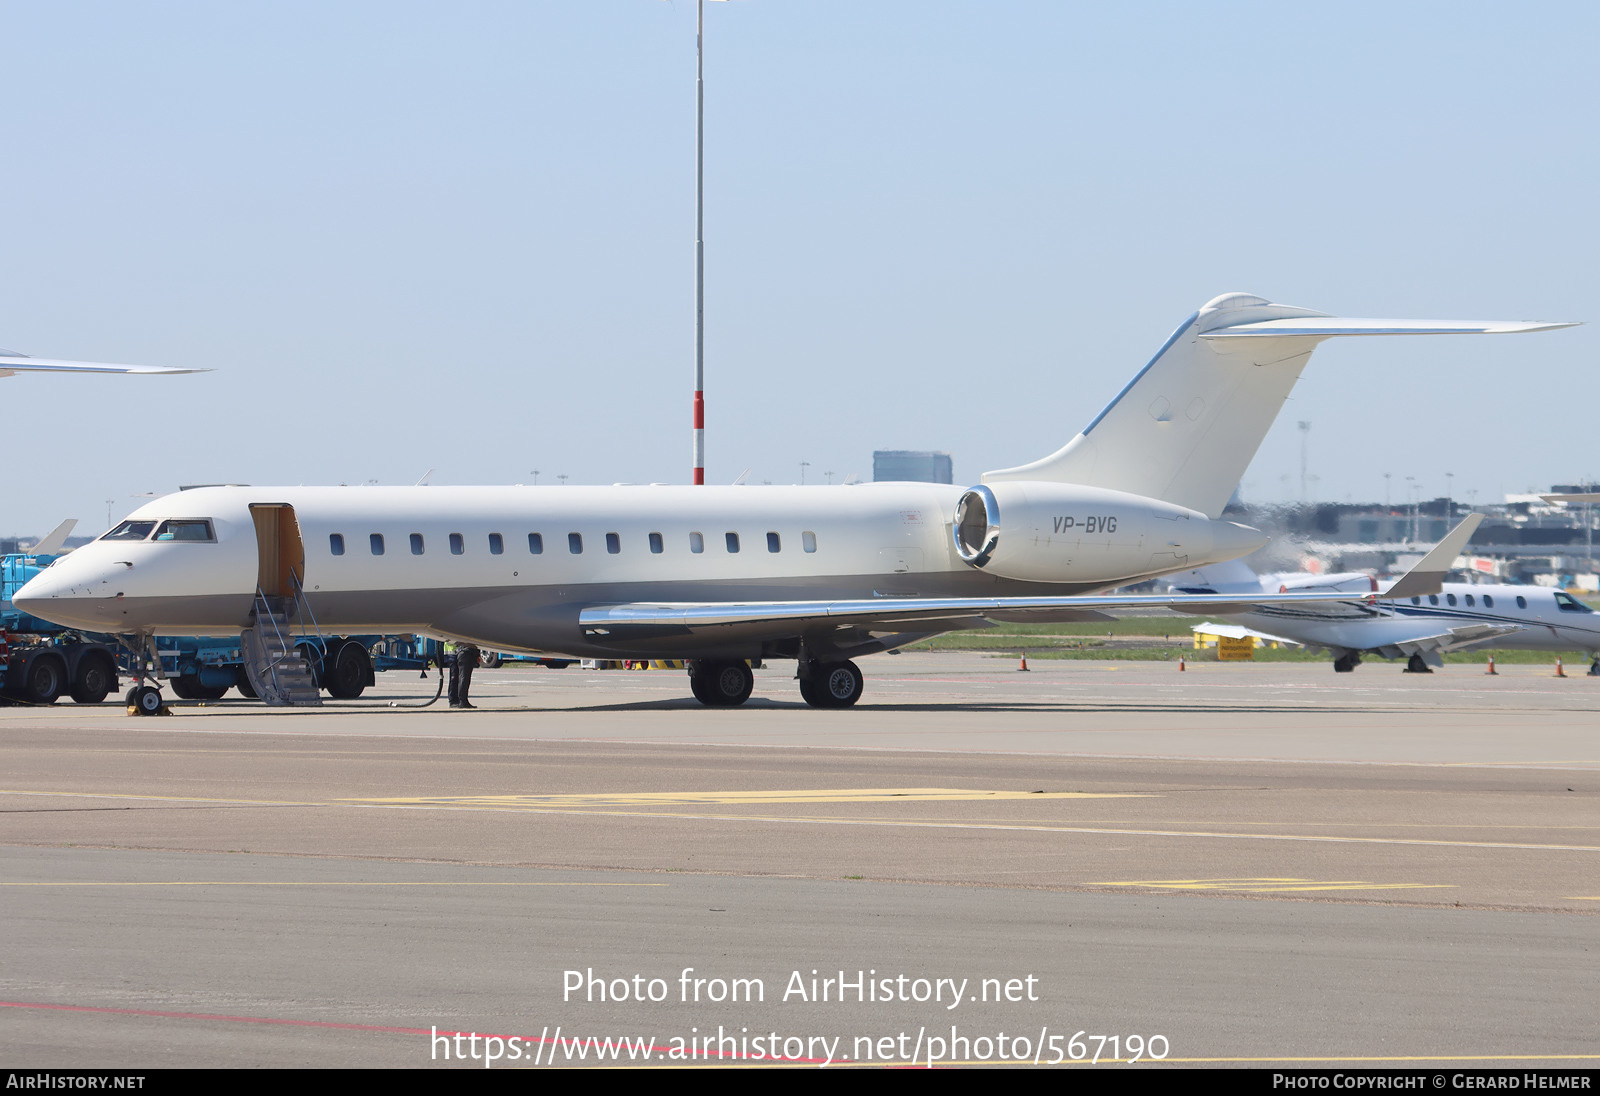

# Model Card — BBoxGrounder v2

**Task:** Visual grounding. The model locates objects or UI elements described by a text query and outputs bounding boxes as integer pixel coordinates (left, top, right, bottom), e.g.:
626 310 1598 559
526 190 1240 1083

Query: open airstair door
250 503 305 600
242 503 321 706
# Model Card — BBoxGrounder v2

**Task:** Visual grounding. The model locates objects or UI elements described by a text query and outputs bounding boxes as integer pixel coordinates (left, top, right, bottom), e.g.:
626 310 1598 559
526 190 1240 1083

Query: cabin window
1411 596 1420 605
1516 596 1527 609
103 520 157 541
1484 595 1494 608
450 533 465 555
1465 594 1475 607
153 519 215 542
528 533 543 555
767 532 781 553
1446 593 1456 606
649 532 663 554
802 531 817 553
690 532 704 554
410 533 425 555
1428 595 1439 606
330 534 345 556
569 533 583 554
370 534 385 556
606 533 621 554
726 532 740 553
488 533 503 555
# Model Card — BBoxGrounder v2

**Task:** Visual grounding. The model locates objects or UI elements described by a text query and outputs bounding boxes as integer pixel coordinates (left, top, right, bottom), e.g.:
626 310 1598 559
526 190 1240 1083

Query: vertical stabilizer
983 294 1574 518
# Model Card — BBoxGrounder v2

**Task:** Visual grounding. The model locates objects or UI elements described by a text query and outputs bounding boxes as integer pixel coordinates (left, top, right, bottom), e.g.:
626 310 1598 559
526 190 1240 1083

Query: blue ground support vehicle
2 548 442 703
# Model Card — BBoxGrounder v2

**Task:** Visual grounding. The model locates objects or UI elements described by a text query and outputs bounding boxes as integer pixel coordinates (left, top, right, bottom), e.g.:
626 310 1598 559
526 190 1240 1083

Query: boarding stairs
240 588 323 707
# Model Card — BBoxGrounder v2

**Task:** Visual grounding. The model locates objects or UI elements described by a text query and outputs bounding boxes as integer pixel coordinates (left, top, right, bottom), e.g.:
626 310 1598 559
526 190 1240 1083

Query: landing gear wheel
1332 652 1361 674
480 651 503 669
69 654 117 704
1589 657 1600 677
235 675 258 700
1404 653 1433 674
324 640 371 699
24 656 65 705
800 661 863 708
130 685 164 716
688 660 754 706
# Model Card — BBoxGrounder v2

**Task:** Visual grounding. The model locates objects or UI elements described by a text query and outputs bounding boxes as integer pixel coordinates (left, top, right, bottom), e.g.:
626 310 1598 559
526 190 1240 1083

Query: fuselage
16 482 1265 659
1229 582 1600 656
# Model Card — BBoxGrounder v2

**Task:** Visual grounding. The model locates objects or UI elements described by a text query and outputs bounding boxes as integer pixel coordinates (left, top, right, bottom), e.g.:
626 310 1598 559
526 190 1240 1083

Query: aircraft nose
12 562 125 632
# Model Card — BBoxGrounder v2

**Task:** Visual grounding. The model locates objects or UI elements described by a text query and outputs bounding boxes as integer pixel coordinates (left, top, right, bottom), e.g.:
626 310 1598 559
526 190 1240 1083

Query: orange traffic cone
1485 655 1497 675
1179 656 1186 672
1556 658 1567 678
1018 652 1030 672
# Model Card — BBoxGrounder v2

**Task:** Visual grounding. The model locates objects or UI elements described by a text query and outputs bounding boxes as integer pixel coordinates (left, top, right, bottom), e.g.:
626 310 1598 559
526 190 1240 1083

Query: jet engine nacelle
951 482 1266 584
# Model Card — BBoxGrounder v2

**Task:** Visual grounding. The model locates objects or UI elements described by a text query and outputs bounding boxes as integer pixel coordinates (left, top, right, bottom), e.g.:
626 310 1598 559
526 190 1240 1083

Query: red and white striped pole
692 0 706 485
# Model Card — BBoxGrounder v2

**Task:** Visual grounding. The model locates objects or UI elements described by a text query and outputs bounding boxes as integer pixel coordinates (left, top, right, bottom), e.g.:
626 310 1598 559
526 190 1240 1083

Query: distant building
873 450 953 484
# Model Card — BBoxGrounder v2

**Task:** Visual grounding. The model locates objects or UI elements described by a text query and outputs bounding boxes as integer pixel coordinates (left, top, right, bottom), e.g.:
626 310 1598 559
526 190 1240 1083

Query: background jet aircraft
1175 519 1600 674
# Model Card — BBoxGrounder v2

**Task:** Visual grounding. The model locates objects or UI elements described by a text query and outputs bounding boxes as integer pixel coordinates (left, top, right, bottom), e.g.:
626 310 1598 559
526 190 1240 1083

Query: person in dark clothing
448 643 481 708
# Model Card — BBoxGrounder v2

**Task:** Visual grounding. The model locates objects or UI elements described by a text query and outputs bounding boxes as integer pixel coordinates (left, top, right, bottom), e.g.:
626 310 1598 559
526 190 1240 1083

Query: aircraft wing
580 589 1414 641
1379 622 1526 658
0 353 205 377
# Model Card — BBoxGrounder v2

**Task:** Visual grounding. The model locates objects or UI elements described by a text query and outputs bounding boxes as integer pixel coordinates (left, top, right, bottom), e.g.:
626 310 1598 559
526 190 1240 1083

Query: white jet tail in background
982 293 1575 518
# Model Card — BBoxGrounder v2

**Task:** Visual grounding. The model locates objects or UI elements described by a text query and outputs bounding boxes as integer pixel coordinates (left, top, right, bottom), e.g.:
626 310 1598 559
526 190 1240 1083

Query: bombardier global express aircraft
13 293 1574 711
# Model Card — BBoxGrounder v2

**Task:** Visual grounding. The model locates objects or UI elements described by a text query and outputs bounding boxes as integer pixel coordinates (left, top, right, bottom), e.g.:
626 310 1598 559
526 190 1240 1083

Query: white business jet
1176 520 1600 674
12 293 1573 710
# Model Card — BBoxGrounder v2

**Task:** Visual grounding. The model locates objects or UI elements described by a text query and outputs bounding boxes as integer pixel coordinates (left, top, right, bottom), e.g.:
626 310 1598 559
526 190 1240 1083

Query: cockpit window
1554 592 1592 613
153 519 215 543
103 520 157 541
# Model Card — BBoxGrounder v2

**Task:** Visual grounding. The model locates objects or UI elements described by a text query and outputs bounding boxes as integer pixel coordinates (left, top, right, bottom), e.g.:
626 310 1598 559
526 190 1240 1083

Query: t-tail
982 293 1575 519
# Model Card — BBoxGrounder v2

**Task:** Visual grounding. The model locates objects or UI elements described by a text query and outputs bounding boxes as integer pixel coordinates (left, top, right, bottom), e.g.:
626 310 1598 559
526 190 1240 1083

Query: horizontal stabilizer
1380 514 1484 600
1201 318 1578 339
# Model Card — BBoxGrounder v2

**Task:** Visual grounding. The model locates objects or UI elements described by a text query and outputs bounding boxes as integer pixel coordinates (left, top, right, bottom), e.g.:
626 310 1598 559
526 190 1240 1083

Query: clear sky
2 1 1595 534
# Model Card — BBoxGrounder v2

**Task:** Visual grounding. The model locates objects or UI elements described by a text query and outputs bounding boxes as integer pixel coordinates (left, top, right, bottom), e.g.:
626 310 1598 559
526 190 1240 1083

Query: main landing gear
1332 652 1362 674
1403 653 1433 674
797 660 864 709
688 660 754 707
683 657 866 708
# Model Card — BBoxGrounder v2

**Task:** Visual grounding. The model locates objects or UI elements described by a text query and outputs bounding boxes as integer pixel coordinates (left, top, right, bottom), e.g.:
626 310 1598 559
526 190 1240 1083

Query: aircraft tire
1332 653 1360 674
689 660 753 706
69 653 117 704
1404 653 1433 674
131 685 164 716
807 661 863 708
235 675 258 700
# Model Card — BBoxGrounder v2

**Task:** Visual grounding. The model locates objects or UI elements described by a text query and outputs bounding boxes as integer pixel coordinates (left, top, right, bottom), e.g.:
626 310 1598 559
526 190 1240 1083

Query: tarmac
3 653 1597 1068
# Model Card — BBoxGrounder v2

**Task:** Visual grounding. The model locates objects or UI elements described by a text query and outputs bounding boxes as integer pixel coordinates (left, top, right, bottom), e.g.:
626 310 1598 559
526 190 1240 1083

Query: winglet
1380 513 1484 600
